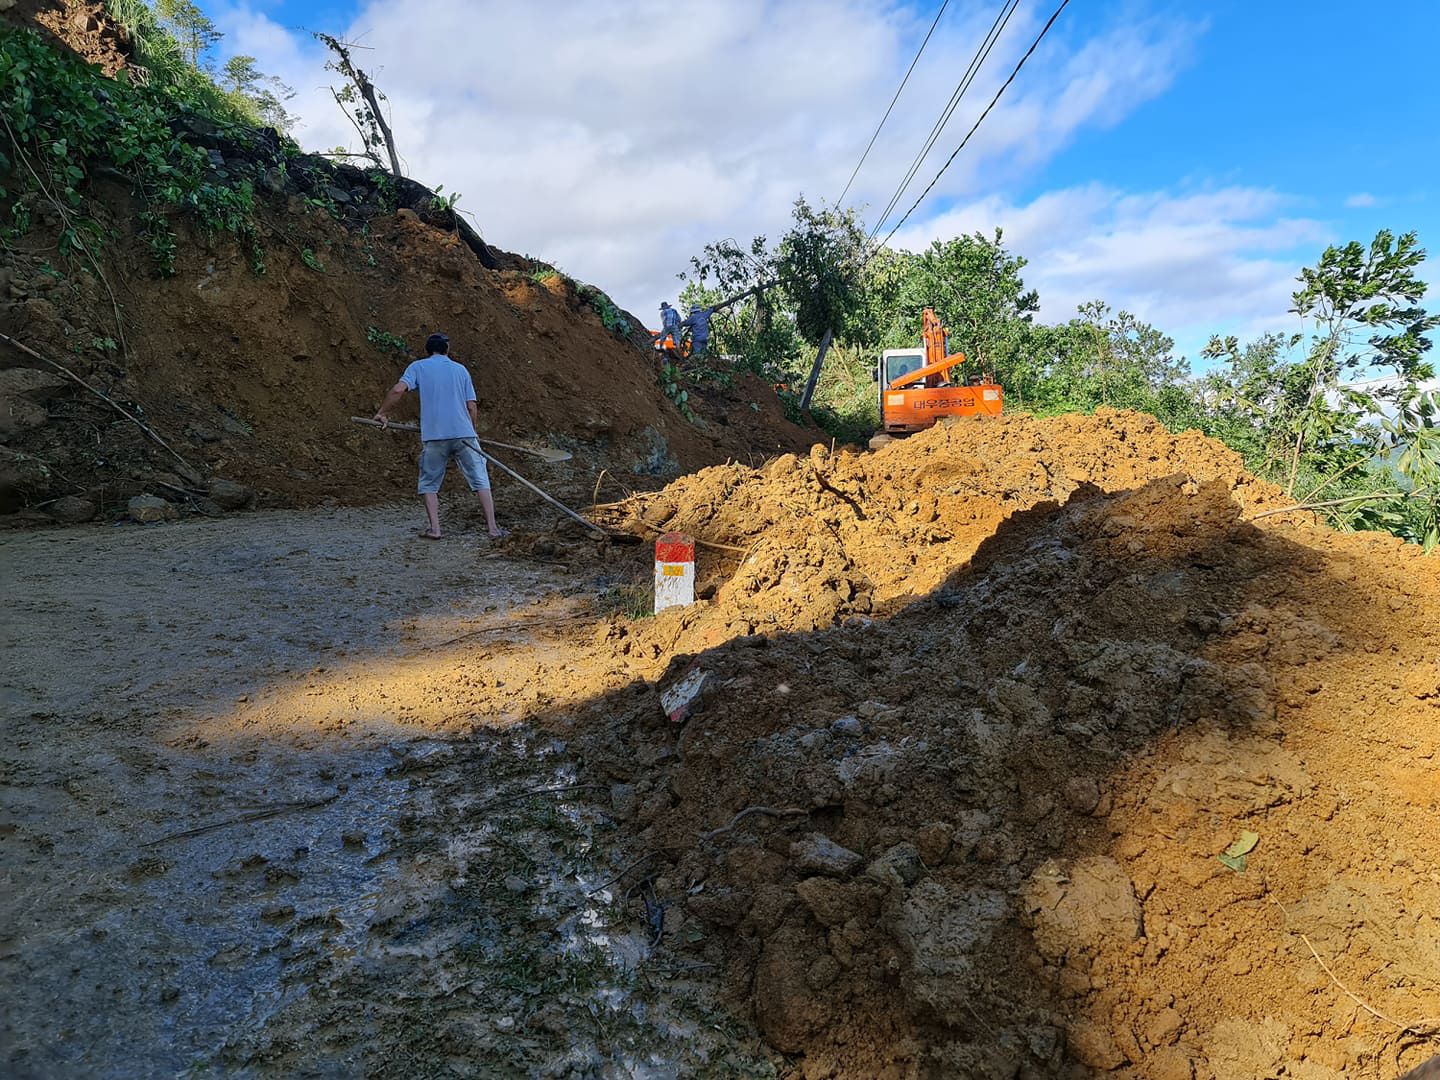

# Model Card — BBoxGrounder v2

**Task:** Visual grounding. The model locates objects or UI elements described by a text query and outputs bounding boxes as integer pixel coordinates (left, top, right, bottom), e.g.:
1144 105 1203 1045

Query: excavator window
885 352 924 386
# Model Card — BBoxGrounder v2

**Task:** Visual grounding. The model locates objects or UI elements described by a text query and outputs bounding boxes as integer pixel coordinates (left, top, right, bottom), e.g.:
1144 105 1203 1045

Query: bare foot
417 530 442 540
487 528 511 539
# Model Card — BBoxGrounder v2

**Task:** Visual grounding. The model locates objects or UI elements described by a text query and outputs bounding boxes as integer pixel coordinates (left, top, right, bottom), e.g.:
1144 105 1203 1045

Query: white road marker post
654 532 695 613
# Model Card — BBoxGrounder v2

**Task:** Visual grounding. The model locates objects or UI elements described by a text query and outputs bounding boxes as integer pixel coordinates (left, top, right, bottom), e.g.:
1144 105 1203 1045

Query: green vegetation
107 0 295 131
680 219 1438 550
528 265 632 337
0 20 271 275
366 326 408 354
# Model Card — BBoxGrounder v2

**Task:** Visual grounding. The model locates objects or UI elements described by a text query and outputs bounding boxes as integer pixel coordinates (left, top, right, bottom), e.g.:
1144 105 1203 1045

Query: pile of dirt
0 9 813 523
559 411 1440 1078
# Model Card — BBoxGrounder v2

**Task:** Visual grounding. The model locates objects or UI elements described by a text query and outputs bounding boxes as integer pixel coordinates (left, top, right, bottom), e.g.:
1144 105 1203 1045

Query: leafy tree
155 0 221 67
1206 230 1437 496
882 229 1038 379
222 55 296 132
680 197 867 378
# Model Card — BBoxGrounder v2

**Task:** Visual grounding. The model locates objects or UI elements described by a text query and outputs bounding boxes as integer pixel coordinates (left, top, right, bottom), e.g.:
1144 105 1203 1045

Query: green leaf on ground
1218 830 1260 872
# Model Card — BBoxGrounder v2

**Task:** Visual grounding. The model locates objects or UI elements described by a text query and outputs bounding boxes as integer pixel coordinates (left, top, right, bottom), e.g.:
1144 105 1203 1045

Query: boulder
0 368 68 401
207 477 252 511
128 495 178 523
48 496 96 524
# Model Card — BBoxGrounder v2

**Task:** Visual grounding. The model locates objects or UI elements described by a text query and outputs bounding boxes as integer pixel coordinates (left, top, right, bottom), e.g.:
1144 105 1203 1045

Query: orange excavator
869 308 1002 448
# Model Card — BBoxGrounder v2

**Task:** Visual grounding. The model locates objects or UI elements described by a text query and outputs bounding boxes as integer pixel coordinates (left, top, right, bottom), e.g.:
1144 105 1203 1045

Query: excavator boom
873 308 1001 445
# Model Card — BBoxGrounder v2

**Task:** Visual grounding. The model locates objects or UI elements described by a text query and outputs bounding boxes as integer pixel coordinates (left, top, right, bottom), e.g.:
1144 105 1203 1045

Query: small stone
47 496 95 524
915 822 954 866
325 184 352 204
503 874 528 894
798 730 829 751
609 783 638 819
127 495 177 523
207 477 252 510
791 833 863 877
1063 776 1102 814
865 842 925 887
831 715 862 736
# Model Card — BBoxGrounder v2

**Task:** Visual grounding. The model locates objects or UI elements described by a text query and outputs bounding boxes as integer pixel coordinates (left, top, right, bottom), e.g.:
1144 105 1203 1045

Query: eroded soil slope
562 411 1440 1078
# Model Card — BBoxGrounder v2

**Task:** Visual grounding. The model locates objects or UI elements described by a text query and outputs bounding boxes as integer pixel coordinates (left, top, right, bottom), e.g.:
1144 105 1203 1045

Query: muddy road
0 506 773 1078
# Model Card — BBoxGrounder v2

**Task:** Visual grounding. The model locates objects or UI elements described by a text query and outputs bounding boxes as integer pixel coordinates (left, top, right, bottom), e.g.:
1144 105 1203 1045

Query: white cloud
890 184 1331 359
209 0 1204 328
1344 192 1378 208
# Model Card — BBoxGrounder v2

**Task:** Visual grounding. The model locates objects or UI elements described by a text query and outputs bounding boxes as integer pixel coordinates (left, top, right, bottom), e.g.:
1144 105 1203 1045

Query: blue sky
209 0 1437 366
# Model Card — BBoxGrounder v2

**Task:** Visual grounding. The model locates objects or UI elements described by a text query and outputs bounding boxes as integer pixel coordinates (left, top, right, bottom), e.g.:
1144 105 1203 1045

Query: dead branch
1271 896 1440 1040
0 331 196 473
1251 487 1434 521
143 795 338 846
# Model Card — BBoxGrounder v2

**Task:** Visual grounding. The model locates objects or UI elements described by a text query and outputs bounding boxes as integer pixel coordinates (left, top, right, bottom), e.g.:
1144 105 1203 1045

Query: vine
0 26 266 276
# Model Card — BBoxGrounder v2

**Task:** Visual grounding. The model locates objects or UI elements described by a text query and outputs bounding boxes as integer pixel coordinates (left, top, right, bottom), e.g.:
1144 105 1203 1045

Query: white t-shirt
399 355 477 441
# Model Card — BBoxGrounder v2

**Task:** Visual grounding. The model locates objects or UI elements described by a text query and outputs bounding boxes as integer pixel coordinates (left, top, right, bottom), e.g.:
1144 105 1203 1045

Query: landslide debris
0 7 811 522
569 410 1440 1078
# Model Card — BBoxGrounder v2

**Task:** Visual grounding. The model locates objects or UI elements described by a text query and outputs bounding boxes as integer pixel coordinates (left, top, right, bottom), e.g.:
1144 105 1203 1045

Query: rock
207 477 252 510
915 822 954 866
865 842 925 888
831 715 862 736
47 496 95 524
1063 776 1102 814
790 833 863 877
503 874 528 894
0 396 49 435
325 184 352 204
262 167 286 194
1023 856 1143 963
0 367 68 401
188 424 221 443
206 149 226 168
127 495 177 523
609 783 638 819
397 208 419 222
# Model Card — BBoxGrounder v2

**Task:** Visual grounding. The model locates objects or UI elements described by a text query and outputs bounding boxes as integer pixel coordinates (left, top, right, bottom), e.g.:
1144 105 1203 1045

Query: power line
868 0 1021 242
878 0 1073 250
836 0 950 207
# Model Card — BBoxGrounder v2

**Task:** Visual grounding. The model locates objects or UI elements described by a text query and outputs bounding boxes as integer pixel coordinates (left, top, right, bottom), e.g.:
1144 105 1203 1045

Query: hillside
0 6 811 522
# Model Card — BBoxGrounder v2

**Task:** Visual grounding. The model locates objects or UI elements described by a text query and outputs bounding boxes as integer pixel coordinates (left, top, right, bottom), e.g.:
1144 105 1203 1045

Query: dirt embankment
0 6 812 522
551 411 1440 1078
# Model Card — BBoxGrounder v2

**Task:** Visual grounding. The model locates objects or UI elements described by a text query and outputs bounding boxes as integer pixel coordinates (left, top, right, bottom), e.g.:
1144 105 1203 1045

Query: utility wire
868 0 1021 241
836 0 950 207
878 0 1073 250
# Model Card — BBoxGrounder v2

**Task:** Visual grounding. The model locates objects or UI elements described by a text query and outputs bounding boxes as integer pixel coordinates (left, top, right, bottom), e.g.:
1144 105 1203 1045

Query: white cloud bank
210 0 1324 349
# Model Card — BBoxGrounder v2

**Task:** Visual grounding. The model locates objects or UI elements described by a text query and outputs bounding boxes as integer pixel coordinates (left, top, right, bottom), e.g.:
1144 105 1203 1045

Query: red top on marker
655 532 695 563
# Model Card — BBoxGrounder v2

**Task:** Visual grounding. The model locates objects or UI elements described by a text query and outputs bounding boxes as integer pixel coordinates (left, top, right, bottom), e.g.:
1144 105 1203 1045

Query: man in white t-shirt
373 332 507 540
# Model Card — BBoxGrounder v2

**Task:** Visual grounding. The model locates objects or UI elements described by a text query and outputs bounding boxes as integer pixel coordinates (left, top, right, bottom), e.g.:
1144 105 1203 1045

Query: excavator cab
870 309 1001 448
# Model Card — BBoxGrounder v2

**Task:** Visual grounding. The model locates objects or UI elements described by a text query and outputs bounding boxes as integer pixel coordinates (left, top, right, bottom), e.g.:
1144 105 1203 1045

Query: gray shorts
418 438 490 493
